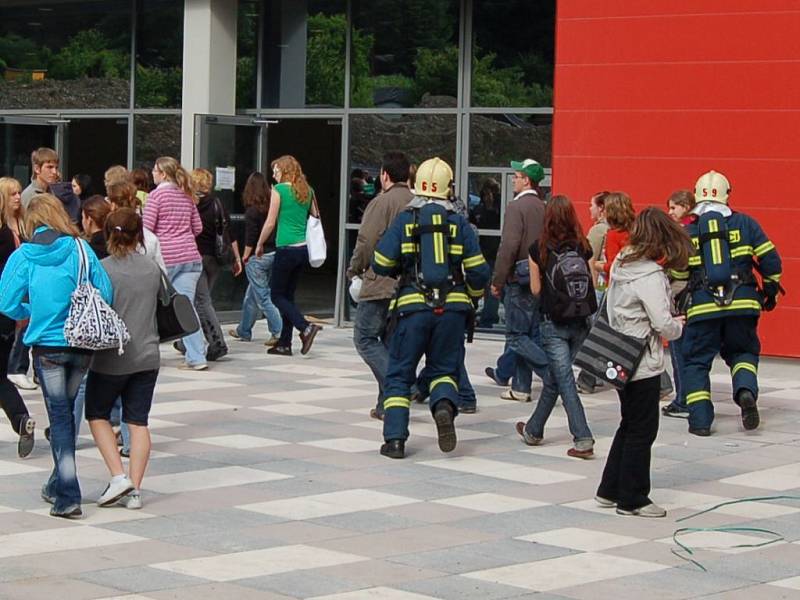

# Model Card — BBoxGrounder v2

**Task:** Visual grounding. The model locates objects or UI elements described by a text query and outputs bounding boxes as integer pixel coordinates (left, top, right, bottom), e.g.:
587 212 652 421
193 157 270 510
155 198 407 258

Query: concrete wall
552 1 800 356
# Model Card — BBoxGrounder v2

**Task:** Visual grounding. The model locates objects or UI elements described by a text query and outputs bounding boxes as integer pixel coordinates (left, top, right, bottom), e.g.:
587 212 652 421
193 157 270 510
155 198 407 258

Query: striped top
142 182 202 267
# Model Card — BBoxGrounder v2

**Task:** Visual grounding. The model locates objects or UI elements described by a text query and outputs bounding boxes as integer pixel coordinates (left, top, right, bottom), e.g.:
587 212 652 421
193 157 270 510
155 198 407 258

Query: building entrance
195 114 342 321
0 115 128 197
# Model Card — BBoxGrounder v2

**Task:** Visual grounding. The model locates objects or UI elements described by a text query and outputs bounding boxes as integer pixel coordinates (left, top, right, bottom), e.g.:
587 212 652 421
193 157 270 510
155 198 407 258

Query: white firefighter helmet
414 157 453 200
694 170 731 204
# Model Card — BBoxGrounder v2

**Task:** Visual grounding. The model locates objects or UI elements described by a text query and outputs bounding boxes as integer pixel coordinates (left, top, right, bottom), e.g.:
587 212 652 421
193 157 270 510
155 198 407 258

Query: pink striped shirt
142 182 202 267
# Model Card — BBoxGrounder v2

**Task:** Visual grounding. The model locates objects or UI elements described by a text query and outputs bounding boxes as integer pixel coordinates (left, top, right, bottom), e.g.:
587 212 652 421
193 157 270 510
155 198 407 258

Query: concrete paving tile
77 566 207 593
397 575 542 600
147 583 294 600
237 570 361 598
388 538 575 575
313 560 447 588
152 544 368 582
314 524 501 559
0 578 121 600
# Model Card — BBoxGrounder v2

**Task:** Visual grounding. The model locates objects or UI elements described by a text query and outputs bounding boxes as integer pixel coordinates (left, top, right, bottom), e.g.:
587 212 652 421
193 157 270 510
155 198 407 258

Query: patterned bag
573 297 649 390
63 239 130 354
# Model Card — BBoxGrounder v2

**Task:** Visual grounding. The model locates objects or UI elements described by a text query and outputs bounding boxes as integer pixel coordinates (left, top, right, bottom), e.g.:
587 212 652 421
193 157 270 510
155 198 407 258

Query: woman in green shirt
256 155 322 356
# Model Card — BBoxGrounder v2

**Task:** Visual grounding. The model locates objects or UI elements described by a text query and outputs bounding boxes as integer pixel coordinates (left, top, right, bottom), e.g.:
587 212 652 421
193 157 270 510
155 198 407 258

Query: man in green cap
489 159 549 403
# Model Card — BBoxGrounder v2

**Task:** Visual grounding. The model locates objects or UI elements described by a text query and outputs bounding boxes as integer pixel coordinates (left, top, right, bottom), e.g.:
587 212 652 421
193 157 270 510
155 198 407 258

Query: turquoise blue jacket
0 227 113 347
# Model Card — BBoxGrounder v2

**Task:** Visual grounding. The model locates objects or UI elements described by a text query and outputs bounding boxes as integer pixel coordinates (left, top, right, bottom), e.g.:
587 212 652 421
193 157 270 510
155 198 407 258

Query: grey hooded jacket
607 250 683 381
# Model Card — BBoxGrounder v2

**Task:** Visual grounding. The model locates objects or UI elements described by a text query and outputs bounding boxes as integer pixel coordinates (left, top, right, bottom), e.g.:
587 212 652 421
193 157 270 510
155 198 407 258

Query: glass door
194 114 266 314
0 116 64 187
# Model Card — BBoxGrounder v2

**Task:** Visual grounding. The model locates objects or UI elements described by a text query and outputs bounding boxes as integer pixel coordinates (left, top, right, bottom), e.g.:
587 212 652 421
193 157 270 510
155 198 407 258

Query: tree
48 30 128 80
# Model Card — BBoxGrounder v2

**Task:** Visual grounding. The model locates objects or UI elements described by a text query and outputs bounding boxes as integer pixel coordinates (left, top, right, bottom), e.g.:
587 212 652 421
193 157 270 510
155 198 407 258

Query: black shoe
380 439 405 459
50 504 82 519
18 415 35 459
662 403 689 419
267 345 292 356
485 367 509 387
300 324 322 355
44 426 50 442
433 400 457 453
460 405 477 414
737 389 760 431
689 427 711 437
206 347 229 362
410 390 426 404
119 447 130 458
173 341 186 355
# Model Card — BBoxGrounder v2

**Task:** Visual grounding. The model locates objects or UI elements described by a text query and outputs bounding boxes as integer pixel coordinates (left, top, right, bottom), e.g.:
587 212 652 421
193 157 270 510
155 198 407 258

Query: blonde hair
604 191 636 231
155 156 193 197
24 194 79 238
104 165 129 187
0 177 23 229
191 168 213 196
271 155 311 204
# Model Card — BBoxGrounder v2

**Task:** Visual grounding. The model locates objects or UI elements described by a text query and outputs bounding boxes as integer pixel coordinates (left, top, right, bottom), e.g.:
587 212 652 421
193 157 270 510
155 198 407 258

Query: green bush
135 64 182 108
49 30 128 80
0 33 50 70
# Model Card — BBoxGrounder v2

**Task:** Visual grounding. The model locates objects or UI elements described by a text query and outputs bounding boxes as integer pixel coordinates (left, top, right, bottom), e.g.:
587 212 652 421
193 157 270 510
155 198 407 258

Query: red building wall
552 1 800 356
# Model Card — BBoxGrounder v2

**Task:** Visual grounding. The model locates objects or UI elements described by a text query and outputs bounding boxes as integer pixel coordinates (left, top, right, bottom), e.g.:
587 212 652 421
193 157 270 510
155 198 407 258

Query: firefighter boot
736 389 759 431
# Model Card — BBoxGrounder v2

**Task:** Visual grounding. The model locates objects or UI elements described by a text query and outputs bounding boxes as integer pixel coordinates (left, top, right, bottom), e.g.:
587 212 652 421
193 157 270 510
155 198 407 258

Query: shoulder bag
306 193 326 268
64 239 130 354
573 297 649 390
156 270 200 343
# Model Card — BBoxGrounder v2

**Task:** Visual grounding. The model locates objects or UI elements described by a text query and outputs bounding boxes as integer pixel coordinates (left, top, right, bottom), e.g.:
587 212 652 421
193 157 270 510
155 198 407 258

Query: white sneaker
500 389 531 402
97 476 134 507
118 492 142 510
616 503 666 518
8 374 37 390
595 495 617 508
178 362 208 371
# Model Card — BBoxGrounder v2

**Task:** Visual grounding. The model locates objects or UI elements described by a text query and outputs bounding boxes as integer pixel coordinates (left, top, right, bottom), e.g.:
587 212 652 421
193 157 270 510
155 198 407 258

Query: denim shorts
85 369 159 426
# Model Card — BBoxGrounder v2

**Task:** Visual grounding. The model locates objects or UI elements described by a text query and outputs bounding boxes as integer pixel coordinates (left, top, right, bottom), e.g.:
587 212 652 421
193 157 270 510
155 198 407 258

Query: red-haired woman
515 195 596 458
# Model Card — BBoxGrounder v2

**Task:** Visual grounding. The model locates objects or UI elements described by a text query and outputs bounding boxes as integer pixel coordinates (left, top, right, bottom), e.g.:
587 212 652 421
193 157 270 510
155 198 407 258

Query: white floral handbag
63 238 130 354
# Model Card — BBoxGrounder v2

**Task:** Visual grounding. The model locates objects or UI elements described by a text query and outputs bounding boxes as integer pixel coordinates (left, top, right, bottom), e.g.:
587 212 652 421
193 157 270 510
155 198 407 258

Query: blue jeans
353 299 391 415
495 342 533 394
167 261 206 365
504 285 548 380
109 397 131 453
524 319 594 450
237 253 282 340
34 351 91 512
271 246 310 347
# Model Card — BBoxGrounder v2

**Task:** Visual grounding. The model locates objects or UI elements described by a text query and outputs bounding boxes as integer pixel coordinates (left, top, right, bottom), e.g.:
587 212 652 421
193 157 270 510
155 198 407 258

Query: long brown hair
539 195 590 265
272 155 311 204
24 194 80 237
622 207 693 270
604 191 636 231
155 156 193 197
243 172 270 212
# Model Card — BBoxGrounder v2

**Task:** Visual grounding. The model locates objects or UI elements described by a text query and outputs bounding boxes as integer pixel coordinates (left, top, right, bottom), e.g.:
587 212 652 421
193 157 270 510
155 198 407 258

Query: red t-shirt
602 228 630 277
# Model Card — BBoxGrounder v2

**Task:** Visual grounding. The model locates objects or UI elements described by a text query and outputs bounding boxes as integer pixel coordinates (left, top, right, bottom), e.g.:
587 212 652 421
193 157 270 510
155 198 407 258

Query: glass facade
1 0 555 328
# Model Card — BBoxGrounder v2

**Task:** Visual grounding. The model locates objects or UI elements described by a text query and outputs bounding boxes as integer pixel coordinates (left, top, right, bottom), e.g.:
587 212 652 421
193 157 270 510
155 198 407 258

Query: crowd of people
0 147 321 517
347 153 783 518
0 144 784 522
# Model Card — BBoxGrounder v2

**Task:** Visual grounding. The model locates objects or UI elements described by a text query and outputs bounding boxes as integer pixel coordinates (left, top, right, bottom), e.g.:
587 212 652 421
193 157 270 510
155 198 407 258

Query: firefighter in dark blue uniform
674 171 783 436
372 157 490 459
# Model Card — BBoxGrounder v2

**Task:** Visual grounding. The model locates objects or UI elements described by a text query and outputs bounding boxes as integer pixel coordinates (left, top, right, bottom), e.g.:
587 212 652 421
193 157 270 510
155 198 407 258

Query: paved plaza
1 326 800 599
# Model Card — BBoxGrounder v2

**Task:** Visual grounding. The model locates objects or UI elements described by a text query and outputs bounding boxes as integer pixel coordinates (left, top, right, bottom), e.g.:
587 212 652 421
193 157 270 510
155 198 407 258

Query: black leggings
0 331 31 433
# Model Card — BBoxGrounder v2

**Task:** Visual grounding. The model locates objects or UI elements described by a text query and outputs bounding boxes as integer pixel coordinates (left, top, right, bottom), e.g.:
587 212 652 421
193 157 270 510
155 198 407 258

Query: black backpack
543 244 596 322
